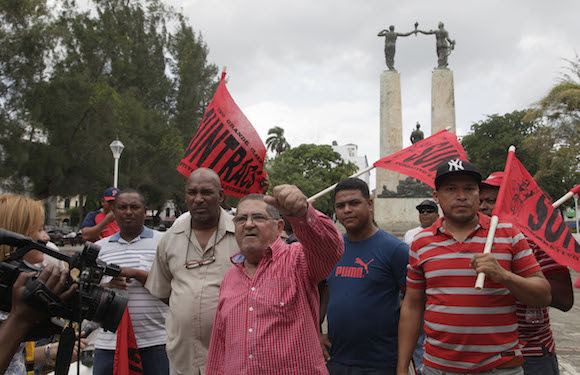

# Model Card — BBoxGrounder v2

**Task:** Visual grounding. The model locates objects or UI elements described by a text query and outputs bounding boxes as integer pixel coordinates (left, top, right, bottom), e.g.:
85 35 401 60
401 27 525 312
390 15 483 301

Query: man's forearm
397 291 425 375
81 221 108 241
503 272 552 307
0 315 35 373
288 205 344 281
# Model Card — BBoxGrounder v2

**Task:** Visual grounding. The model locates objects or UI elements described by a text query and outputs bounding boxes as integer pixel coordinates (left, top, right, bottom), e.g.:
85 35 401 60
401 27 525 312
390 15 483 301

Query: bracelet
44 343 56 367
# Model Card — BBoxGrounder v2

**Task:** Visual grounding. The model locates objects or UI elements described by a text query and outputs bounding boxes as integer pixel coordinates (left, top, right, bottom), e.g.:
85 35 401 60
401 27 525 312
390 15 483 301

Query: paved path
551 269 580 375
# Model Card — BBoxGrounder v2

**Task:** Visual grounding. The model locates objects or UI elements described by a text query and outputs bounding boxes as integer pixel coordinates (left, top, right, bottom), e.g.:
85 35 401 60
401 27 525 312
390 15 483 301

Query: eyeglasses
418 208 437 214
185 255 216 269
232 213 274 226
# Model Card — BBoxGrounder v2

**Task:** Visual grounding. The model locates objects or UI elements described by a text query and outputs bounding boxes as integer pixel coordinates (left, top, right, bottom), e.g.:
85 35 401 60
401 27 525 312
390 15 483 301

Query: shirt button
248 354 253 359
249 307 254 311
280 302 284 306
251 287 256 291
248 328 253 333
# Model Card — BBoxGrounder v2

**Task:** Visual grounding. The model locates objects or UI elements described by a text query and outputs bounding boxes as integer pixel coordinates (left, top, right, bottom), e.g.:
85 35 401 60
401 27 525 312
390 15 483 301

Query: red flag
493 150 580 271
373 130 468 189
177 72 267 197
114 309 144 375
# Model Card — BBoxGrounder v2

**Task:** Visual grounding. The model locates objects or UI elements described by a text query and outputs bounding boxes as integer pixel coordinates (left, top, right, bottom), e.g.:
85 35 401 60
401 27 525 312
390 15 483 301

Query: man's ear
219 189 225 204
433 190 439 204
276 219 285 234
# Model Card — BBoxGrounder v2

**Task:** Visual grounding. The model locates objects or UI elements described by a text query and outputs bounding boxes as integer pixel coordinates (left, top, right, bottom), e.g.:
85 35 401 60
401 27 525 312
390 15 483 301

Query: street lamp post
109 139 125 188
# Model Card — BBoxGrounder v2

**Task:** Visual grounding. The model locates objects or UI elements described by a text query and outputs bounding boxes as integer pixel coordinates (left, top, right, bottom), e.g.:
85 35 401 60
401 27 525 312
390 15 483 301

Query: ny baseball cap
434 159 482 189
481 171 504 188
103 187 120 201
416 200 438 211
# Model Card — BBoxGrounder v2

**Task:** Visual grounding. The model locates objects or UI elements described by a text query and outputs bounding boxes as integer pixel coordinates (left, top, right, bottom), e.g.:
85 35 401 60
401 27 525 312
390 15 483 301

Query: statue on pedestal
410 122 424 144
377 24 417 70
416 22 455 69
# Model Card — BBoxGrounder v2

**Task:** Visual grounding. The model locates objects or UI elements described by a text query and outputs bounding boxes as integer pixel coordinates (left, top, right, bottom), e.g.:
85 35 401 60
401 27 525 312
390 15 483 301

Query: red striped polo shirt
407 212 541 373
516 241 569 356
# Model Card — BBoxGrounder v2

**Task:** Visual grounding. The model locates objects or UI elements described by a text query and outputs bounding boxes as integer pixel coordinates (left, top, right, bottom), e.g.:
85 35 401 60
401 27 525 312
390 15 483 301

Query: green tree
0 0 219 218
265 126 290 155
462 110 540 179
267 144 357 215
522 55 580 200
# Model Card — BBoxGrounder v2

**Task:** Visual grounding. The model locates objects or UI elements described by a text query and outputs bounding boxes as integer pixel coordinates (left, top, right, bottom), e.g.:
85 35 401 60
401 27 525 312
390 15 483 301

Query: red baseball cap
481 172 504 187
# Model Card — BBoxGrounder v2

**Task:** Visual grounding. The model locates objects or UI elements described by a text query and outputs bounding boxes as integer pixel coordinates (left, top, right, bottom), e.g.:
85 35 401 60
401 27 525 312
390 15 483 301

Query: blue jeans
523 346 559 375
93 345 169 375
327 361 396 375
413 323 425 374
423 364 523 375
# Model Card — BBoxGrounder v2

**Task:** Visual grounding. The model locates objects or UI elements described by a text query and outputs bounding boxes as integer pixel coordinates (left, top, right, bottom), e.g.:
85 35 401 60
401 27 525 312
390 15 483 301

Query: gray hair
238 194 281 219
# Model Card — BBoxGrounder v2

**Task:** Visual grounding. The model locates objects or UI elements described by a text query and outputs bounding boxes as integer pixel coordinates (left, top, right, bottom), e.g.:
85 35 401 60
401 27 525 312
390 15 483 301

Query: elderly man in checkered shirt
206 184 344 375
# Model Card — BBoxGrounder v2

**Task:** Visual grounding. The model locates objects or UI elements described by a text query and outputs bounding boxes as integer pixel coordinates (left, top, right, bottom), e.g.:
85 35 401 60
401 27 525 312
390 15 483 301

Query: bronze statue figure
377 25 416 70
410 122 424 144
416 22 455 69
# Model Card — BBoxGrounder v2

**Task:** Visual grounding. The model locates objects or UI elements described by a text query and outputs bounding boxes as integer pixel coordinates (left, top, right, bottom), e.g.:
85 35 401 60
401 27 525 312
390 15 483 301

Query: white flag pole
475 145 515 290
307 165 375 202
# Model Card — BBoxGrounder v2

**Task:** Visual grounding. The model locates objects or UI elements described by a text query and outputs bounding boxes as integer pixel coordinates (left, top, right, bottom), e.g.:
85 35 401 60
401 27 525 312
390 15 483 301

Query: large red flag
113 309 144 375
177 72 267 197
493 150 580 271
373 130 468 189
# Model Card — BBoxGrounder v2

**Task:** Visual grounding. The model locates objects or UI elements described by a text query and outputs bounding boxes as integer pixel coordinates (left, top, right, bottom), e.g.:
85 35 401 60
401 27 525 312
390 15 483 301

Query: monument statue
410 122 424 144
417 22 455 69
377 24 416 70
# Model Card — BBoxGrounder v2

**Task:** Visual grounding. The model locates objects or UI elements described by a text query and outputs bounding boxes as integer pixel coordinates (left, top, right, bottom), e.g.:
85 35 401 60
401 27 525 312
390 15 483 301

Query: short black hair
115 189 146 207
238 194 281 219
333 178 370 201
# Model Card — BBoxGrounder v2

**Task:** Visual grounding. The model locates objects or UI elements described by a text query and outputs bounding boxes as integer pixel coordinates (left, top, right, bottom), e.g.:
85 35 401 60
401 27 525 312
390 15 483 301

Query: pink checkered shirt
206 205 344 375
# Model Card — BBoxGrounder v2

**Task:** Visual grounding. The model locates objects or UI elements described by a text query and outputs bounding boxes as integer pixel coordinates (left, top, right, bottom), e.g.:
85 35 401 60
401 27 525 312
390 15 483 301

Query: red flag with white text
113 309 143 375
493 150 580 271
373 130 468 188
177 72 267 197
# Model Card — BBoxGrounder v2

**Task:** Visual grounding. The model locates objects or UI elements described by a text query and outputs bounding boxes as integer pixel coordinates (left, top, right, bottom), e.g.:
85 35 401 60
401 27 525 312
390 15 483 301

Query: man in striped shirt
94 189 169 375
206 185 344 375
479 171 573 375
397 159 552 375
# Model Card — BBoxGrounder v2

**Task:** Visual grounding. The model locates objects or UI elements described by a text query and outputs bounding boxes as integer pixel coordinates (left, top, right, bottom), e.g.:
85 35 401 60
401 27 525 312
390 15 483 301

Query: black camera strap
55 325 75 375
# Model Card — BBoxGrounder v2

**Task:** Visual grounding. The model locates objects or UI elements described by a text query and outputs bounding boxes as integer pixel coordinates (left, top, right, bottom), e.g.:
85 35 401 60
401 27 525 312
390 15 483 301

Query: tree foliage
0 0 218 217
267 144 358 216
265 126 290 155
462 110 540 178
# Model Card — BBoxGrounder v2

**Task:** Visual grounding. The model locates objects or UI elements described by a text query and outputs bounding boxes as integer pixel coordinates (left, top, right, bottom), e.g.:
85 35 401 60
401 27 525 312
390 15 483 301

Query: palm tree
265 126 291 155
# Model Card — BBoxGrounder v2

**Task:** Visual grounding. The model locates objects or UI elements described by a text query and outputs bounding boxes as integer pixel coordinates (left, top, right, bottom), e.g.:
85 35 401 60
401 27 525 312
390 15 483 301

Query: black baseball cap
434 159 482 189
416 200 438 211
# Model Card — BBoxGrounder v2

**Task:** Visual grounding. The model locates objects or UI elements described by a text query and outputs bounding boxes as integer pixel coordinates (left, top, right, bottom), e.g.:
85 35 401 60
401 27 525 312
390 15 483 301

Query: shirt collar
108 226 152 242
173 208 235 235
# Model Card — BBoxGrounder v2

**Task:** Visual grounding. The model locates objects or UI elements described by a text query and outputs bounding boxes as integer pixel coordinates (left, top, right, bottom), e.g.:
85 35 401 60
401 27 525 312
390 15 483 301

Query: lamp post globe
109 139 125 188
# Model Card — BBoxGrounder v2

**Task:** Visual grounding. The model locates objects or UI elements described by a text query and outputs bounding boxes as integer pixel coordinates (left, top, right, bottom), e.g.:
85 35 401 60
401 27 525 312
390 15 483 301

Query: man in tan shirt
146 168 238 374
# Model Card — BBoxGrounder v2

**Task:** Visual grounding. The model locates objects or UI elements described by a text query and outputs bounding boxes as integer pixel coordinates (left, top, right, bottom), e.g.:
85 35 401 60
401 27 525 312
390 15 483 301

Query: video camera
0 228 128 339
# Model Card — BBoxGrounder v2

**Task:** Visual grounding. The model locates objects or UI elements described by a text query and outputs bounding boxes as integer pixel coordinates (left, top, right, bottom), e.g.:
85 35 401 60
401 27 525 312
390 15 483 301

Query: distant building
331 142 369 185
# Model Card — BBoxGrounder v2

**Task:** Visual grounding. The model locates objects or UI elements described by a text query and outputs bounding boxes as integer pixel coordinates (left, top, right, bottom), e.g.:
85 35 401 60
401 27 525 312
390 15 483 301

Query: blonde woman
0 194 85 374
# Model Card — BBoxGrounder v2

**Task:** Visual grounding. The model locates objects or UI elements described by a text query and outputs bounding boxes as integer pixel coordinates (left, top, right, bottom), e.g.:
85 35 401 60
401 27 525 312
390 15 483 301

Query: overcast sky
166 0 580 189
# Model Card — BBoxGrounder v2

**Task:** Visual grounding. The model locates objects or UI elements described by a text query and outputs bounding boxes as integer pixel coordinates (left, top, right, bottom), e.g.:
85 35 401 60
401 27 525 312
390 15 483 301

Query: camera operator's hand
120 267 149 285
0 265 74 374
104 276 131 290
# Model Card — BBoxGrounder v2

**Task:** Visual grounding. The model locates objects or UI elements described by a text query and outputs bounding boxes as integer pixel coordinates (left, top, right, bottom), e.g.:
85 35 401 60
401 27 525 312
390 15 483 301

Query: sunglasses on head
418 208 436 214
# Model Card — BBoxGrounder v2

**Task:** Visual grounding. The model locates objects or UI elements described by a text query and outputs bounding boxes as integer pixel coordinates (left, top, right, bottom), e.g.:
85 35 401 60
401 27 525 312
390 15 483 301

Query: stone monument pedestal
431 69 456 133
373 197 433 238
376 70 406 193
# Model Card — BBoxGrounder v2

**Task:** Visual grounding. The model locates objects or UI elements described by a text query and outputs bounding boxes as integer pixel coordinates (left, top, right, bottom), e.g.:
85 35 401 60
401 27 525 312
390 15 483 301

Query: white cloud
167 0 580 190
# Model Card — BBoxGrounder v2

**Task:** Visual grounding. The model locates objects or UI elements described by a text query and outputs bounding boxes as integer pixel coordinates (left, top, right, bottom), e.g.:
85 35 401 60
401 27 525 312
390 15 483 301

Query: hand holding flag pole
475 145 516 291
